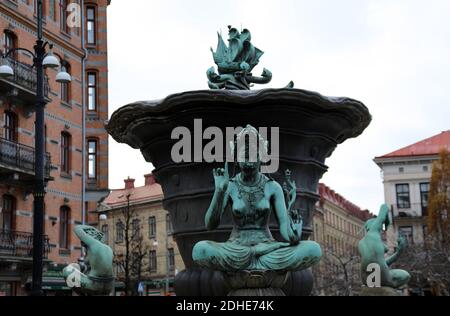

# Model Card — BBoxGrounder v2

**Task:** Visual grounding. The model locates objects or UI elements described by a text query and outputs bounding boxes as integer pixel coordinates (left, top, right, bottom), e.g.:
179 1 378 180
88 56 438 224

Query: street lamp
0 61 14 78
0 0 71 296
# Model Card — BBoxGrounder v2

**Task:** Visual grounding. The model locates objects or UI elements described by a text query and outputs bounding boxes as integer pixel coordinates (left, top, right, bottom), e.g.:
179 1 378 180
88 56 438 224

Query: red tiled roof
318 183 373 221
103 175 163 208
377 131 450 159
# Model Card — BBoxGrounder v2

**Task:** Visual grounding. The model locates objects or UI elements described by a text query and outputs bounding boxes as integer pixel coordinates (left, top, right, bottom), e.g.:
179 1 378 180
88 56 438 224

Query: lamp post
0 0 71 296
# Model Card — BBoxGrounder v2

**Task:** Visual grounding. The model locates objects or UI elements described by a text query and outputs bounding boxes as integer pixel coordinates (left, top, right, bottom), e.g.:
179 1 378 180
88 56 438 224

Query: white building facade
374 131 450 248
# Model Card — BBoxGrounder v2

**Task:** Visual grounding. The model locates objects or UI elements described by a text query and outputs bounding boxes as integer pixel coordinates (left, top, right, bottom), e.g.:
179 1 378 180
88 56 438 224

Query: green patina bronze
192 126 322 272
63 225 114 296
207 26 293 90
359 204 410 289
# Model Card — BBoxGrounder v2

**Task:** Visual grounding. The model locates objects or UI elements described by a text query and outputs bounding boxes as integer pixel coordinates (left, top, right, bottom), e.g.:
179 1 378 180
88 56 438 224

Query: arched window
2 31 17 59
3 111 18 142
1 195 16 231
60 132 71 174
60 62 71 103
59 206 71 249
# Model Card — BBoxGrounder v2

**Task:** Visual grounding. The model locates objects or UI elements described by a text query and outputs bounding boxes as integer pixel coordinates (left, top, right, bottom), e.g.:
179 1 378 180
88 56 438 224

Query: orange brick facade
0 0 110 296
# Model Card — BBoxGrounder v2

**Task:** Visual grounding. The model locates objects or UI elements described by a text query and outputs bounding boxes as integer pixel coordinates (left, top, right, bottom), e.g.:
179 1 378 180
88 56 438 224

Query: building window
49 0 56 21
60 0 69 33
3 31 17 59
149 250 157 273
132 219 140 241
60 62 71 103
34 0 46 17
87 72 97 111
396 184 410 209
1 195 16 231
168 248 175 271
59 206 70 249
87 139 98 179
423 225 428 242
3 111 18 142
166 214 173 235
0 282 13 296
44 125 48 153
420 183 430 216
101 224 109 244
398 226 413 245
116 221 124 243
148 216 156 238
61 132 71 174
86 6 96 45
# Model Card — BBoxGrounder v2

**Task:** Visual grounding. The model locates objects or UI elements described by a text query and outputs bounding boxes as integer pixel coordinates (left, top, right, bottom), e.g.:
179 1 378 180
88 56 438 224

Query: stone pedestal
225 271 288 297
359 286 403 296
174 268 314 296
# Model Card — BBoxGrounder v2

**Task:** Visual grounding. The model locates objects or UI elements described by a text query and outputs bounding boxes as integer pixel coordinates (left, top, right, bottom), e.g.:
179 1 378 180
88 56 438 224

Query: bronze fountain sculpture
106 25 372 296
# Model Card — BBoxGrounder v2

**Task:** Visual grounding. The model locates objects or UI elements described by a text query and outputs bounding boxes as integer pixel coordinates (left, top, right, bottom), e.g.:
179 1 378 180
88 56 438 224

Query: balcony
0 56 50 109
0 230 50 260
392 203 428 220
0 137 52 187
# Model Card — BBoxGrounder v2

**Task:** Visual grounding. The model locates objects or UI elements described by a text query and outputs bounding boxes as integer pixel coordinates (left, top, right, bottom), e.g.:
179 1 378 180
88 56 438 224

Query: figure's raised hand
213 161 229 193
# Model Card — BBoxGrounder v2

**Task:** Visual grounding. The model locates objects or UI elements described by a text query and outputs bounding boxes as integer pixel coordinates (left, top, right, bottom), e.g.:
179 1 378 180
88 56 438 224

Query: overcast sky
107 0 450 214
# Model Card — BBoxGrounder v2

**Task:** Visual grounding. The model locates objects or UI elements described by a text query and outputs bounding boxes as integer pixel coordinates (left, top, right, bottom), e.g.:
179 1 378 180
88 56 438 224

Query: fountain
106 26 371 296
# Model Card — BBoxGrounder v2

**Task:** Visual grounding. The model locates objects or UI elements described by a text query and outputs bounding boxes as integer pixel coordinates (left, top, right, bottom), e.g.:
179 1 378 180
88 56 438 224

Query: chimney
124 177 135 189
144 174 156 186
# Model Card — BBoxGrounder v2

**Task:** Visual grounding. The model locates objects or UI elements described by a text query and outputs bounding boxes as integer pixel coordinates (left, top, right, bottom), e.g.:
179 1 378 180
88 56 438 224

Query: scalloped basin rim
107 88 372 147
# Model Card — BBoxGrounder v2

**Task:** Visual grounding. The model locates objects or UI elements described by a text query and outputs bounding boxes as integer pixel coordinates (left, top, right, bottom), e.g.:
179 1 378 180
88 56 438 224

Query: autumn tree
428 149 450 246
393 149 450 296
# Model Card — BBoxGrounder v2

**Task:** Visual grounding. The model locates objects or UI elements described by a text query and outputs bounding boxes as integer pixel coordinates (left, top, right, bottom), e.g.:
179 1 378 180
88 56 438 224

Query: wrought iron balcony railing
1 56 50 97
0 137 51 178
0 230 50 259
391 203 428 218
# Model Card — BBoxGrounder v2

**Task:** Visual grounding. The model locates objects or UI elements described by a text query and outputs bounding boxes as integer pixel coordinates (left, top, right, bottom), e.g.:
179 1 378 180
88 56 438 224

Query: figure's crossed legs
193 240 322 271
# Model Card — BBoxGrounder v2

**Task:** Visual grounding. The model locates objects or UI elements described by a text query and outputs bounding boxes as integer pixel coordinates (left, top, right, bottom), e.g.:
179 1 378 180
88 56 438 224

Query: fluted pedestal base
226 271 288 297
175 268 315 296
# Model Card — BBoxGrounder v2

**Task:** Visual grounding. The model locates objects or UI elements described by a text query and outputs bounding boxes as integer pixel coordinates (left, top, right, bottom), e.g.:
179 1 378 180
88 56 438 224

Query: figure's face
237 147 261 175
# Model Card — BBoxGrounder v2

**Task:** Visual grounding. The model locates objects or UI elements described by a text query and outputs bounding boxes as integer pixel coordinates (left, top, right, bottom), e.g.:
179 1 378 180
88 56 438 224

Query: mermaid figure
63 225 114 295
192 126 322 272
359 204 410 289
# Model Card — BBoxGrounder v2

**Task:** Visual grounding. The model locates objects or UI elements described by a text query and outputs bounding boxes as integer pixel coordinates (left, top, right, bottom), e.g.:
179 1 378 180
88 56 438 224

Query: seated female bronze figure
192 126 322 272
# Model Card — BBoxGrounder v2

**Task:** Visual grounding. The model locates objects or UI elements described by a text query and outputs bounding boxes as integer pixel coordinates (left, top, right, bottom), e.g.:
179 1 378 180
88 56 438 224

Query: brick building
312 183 373 296
98 174 185 296
0 0 110 296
